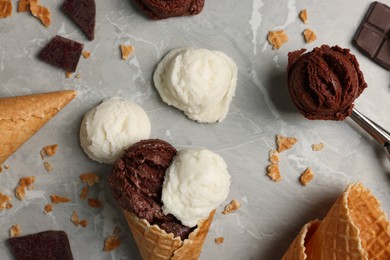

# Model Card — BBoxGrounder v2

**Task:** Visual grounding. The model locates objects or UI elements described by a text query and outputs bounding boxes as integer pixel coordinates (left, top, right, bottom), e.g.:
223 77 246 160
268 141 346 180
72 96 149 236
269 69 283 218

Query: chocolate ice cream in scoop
287 45 367 120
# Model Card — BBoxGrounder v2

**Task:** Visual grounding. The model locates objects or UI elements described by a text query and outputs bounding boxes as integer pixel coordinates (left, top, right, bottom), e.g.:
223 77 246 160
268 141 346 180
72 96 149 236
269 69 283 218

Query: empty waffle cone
123 209 215 259
0 90 77 164
282 182 390 260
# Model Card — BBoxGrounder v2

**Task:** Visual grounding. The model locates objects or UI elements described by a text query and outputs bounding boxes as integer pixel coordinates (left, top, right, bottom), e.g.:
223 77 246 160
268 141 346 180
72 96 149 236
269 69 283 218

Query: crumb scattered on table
42 144 58 157
267 164 282 182
303 28 317 43
300 168 314 186
44 204 53 214
222 199 241 214
269 149 280 164
267 30 289 49
82 51 91 59
276 134 298 152
70 211 80 226
80 173 101 186
103 235 120 252
79 186 89 200
214 237 224 245
0 192 12 210
88 198 102 208
79 219 88 228
4 165 10 170
66 71 73 78
15 176 35 200
120 44 134 60
50 194 71 204
311 143 324 151
9 224 22 237
30 2 51 27
17 0 37 12
75 73 81 79
299 9 308 23
43 161 53 172
0 0 13 18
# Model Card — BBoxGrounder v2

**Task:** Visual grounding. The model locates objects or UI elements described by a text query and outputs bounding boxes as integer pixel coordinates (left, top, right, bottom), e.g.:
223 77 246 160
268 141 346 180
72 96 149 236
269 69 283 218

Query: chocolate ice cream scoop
287 45 367 120
109 139 193 239
133 0 204 19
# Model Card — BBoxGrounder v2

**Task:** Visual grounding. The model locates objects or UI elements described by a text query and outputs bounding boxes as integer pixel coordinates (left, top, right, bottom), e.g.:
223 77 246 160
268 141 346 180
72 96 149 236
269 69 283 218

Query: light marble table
0 0 389 259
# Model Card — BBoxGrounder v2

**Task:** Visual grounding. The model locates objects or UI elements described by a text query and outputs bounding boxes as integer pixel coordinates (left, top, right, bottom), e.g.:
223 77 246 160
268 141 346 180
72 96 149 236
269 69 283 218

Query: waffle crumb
9 224 22 237
300 168 314 186
267 30 289 49
80 173 101 186
75 73 81 79
215 237 224 245
103 235 120 252
88 198 102 208
120 44 134 60
269 149 280 164
222 199 241 214
15 176 35 200
44 203 53 214
311 143 324 151
0 0 12 18
70 211 80 226
276 134 298 152
30 2 51 27
82 51 91 59
66 71 73 78
4 165 10 170
267 164 282 182
79 186 89 200
303 28 317 44
17 0 37 12
50 194 71 204
0 192 12 210
42 144 58 157
43 161 53 172
79 219 88 228
299 9 308 23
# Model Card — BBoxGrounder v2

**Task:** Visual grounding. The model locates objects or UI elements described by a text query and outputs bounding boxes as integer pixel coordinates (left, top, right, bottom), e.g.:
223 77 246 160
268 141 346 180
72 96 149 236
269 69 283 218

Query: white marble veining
1 0 390 259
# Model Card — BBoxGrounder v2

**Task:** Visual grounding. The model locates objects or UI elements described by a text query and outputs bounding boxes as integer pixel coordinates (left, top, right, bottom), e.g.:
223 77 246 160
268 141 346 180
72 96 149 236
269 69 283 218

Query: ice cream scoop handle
350 108 390 161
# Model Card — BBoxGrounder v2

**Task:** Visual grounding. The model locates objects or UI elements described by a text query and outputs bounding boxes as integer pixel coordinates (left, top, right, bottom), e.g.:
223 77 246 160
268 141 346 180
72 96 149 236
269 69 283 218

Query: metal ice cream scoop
350 108 390 161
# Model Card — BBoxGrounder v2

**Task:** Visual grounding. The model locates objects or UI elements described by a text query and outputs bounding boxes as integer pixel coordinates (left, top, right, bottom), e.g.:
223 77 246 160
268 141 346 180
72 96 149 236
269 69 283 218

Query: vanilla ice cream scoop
161 148 231 227
80 97 151 164
153 48 238 123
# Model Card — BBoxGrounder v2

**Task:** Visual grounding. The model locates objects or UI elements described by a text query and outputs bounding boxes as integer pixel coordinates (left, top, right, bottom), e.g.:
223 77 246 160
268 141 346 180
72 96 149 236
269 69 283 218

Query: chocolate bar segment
8 230 74 260
353 1 390 70
39 35 84 72
62 0 96 41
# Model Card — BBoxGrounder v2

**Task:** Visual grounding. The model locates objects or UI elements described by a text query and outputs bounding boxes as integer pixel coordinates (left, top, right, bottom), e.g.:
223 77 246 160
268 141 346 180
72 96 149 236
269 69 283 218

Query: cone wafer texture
282 182 390 260
0 90 77 164
123 209 215 259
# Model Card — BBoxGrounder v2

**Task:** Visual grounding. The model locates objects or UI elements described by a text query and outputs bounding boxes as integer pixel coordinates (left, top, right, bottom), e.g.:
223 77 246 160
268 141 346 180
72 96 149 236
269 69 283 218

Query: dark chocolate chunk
133 0 205 19
353 1 390 70
62 0 96 41
8 230 74 260
39 35 84 72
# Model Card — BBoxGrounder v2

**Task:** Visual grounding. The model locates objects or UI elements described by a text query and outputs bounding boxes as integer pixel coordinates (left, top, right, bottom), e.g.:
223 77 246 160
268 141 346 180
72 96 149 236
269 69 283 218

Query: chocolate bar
353 1 390 70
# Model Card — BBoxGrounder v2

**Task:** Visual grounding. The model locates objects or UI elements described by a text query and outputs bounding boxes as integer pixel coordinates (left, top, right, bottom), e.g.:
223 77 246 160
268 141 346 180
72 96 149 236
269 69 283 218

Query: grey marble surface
1 0 390 259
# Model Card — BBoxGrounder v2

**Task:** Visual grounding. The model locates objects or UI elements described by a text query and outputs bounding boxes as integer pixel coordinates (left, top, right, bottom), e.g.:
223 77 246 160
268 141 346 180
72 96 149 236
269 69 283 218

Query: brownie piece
353 1 390 70
62 0 96 41
8 230 74 260
39 35 84 72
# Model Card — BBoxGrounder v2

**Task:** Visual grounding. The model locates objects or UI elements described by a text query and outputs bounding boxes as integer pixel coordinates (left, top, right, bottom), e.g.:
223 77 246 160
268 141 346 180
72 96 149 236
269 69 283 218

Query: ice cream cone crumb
79 186 89 200
120 45 134 60
276 135 298 152
222 199 241 214
42 144 58 157
82 51 91 59
88 198 102 208
215 237 224 244
103 235 120 251
300 168 314 186
17 0 37 12
303 28 317 44
79 219 88 228
71 211 80 226
43 161 53 172
269 149 280 164
15 176 35 200
75 73 81 79
299 9 308 23
267 164 282 182
80 173 101 186
44 204 53 213
10 224 22 237
311 143 324 151
66 71 73 78
30 2 51 27
4 165 10 170
0 192 11 210
0 0 12 18
50 194 71 204
267 30 289 49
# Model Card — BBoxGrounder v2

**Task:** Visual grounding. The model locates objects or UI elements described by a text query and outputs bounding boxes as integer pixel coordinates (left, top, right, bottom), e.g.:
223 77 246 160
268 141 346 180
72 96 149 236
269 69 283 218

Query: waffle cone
0 90 77 164
282 182 390 260
123 209 215 259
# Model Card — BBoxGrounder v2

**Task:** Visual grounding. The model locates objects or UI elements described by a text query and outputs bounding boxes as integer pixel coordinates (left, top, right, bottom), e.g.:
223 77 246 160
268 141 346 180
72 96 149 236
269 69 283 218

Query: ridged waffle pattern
123 209 215 259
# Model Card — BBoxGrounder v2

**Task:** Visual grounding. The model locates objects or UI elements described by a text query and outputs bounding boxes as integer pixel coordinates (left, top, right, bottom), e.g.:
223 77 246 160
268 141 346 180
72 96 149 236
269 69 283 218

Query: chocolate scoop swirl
133 0 205 19
287 45 367 120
